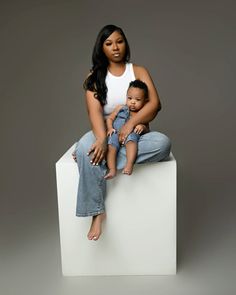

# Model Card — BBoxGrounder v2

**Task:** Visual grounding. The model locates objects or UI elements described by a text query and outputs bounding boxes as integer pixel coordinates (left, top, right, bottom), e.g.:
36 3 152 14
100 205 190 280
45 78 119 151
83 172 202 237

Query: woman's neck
107 61 126 76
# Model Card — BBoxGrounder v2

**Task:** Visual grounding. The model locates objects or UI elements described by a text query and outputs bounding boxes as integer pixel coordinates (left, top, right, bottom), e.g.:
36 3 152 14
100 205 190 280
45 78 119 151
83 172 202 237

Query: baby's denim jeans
108 105 140 149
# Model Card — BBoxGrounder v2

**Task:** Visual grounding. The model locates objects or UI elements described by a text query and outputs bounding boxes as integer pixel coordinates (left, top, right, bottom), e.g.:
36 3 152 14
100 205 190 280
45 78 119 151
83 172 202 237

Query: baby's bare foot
87 213 106 241
122 163 134 175
104 169 116 179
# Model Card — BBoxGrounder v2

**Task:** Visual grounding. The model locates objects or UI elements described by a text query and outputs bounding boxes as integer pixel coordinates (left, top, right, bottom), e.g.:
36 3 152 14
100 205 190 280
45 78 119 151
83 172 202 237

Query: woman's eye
118 40 123 43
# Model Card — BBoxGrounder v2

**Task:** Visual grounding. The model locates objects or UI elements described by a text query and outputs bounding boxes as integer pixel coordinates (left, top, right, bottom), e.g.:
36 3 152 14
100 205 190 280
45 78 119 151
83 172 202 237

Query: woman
72 24 171 241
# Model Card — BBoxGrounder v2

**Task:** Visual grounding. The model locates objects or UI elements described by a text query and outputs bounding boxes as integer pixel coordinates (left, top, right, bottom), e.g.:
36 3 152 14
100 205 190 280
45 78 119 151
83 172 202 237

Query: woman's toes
87 232 93 240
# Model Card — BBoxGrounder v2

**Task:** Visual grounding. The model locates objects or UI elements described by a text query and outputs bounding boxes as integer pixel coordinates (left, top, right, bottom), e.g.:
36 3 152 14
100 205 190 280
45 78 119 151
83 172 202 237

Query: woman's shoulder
132 63 150 79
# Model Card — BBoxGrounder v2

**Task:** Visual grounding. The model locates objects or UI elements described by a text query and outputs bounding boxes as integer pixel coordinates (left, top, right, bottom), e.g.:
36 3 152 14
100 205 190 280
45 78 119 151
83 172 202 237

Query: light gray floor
1 161 235 295
1 1 236 294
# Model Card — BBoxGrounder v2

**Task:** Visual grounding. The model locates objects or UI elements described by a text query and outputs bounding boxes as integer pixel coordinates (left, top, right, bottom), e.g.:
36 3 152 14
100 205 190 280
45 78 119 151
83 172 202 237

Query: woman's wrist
96 136 107 144
92 127 107 144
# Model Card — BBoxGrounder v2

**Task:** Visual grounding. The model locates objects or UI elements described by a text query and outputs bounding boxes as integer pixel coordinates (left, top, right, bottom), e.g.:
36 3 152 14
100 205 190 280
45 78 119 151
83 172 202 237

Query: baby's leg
123 141 138 175
104 145 117 179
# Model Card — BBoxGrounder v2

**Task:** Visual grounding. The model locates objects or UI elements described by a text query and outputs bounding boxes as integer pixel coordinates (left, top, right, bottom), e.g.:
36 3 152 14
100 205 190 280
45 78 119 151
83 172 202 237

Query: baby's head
126 80 148 112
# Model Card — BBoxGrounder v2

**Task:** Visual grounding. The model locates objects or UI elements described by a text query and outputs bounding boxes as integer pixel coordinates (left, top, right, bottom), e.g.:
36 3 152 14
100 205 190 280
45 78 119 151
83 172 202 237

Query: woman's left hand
118 121 134 144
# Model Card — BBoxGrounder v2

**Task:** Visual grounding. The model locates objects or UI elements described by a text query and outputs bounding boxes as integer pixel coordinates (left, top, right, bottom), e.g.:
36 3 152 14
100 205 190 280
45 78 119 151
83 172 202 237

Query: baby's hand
134 124 145 134
107 128 116 137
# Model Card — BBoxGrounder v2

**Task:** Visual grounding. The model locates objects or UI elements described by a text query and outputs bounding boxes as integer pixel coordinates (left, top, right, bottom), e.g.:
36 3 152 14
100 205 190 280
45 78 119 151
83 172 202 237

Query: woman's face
102 30 126 63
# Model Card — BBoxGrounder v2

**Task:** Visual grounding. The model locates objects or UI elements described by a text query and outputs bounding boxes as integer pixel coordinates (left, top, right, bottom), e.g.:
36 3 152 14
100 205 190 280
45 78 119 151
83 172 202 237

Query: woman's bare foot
122 163 134 175
87 212 106 241
72 151 77 162
104 169 116 179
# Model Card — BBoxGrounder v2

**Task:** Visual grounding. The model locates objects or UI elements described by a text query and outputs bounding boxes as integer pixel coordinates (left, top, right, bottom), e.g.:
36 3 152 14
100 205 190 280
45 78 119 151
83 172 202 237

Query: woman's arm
85 89 107 165
131 65 161 125
119 65 161 143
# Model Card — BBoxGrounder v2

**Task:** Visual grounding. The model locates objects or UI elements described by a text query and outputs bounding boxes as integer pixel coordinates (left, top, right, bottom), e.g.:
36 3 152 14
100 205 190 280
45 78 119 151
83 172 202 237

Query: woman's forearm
130 64 162 127
89 111 107 141
129 101 159 127
85 90 107 142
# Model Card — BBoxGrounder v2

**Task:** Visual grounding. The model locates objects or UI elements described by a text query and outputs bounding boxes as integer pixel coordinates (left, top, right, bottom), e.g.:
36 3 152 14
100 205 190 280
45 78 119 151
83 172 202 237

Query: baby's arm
106 104 124 136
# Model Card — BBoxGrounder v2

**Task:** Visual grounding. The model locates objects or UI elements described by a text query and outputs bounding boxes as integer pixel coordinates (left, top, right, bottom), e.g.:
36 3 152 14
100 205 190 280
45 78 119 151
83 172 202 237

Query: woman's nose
113 43 118 50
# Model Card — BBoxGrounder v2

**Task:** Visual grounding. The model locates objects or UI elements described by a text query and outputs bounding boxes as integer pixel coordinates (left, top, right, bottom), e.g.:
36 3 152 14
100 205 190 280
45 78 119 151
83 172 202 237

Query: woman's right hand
87 138 107 165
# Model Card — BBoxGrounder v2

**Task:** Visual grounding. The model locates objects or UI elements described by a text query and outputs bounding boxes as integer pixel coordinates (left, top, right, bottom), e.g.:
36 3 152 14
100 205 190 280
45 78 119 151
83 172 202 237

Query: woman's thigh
137 131 171 161
74 130 95 155
116 131 171 170
74 130 107 168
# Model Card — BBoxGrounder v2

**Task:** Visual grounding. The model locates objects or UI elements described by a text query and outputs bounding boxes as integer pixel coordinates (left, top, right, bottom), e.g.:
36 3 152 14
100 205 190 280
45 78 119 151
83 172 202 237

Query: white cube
55 143 177 276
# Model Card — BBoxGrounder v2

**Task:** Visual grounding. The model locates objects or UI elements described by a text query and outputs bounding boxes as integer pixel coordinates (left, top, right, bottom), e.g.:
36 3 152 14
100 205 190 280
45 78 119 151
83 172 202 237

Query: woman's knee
158 132 171 158
151 131 172 158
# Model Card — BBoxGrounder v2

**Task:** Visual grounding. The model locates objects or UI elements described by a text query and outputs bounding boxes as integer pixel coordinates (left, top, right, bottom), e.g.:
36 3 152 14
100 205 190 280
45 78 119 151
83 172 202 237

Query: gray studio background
1 0 235 294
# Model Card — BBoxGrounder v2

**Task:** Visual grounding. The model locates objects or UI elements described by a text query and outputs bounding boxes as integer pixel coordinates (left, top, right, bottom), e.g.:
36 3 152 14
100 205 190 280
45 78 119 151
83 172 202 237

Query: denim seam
76 208 105 217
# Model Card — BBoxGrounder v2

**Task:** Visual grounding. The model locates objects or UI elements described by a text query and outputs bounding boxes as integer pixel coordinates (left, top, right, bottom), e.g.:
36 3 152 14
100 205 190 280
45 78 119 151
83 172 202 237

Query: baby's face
126 87 146 112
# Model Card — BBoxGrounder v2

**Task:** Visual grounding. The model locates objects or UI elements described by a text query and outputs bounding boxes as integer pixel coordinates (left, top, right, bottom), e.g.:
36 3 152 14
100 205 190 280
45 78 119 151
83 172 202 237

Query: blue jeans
74 130 171 217
108 105 140 149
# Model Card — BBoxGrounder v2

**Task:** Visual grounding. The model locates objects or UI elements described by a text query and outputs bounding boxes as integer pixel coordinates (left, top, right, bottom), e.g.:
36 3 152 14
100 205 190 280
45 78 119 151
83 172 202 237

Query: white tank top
103 62 136 117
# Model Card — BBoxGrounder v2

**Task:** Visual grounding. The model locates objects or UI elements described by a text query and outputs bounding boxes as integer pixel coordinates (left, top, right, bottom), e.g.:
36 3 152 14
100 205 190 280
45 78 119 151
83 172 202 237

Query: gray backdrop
1 0 235 294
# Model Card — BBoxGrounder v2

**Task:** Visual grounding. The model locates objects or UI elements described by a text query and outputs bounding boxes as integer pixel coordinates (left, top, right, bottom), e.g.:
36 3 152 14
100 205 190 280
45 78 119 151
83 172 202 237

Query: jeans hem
76 209 105 217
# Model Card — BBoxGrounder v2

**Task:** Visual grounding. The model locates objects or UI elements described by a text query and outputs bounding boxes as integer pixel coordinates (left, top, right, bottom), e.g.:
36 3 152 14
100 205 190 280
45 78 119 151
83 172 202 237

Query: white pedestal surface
55 143 177 276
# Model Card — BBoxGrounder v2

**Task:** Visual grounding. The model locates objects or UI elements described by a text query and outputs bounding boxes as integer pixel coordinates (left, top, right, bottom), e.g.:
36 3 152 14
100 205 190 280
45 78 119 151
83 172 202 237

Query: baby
104 79 149 179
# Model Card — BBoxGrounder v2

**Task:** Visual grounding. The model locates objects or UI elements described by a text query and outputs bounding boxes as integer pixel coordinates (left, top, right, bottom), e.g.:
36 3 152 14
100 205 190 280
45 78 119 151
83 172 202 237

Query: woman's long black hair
83 24 131 106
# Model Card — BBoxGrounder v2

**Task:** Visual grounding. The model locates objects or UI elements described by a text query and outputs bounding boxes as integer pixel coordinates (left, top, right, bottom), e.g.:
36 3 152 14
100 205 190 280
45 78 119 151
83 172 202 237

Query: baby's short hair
128 79 148 99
